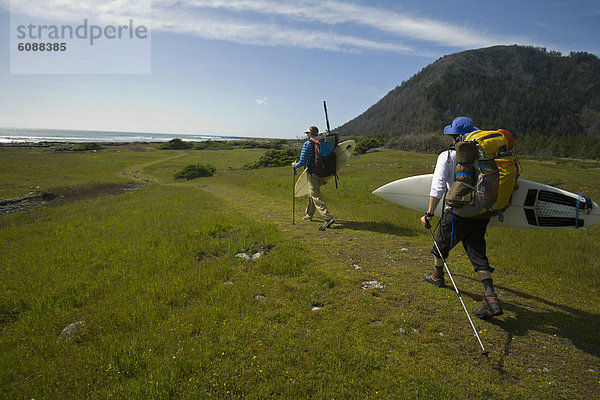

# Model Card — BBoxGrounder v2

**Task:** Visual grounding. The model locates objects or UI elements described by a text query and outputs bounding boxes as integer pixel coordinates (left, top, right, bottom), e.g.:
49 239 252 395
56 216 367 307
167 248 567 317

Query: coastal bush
239 140 268 149
355 136 385 154
193 140 235 150
54 142 103 152
73 142 103 151
191 139 293 151
174 163 216 180
244 147 297 169
386 133 449 154
157 138 193 150
268 139 288 150
239 139 290 149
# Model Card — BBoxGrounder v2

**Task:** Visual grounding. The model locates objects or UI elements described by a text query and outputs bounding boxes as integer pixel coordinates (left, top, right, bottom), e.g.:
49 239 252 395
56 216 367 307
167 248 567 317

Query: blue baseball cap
443 117 479 135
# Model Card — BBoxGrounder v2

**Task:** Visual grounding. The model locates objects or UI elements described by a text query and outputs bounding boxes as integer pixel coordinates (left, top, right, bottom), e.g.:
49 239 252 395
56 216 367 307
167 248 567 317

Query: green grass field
1 144 599 399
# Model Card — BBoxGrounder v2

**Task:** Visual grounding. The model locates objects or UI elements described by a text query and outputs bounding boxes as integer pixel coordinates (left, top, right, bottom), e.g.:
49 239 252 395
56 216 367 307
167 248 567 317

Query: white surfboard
373 174 600 229
294 140 356 197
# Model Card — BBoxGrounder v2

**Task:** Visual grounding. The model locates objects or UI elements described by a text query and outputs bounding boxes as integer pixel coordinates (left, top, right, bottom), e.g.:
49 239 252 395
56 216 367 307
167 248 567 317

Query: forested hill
335 45 600 158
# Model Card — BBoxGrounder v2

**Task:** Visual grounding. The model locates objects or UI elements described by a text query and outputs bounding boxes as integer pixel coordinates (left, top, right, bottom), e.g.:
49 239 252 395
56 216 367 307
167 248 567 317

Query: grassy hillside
1 144 599 399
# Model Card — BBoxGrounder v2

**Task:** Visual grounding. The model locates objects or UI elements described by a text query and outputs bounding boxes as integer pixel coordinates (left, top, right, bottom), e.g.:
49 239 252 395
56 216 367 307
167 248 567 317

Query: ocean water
0 128 232 143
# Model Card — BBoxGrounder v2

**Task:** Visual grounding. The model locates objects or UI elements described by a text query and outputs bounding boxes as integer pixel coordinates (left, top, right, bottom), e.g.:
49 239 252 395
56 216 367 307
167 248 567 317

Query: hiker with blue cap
420 117 503 319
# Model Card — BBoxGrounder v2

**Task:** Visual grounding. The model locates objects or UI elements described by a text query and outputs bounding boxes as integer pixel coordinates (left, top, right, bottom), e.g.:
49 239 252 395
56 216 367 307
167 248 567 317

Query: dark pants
431 209 493 273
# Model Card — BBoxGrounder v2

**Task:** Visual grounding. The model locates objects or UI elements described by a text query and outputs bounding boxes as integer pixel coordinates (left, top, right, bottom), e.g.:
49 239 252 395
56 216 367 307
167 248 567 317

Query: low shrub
191 139 293 150
355 137 385 154
74 143 103 151
174 163 217 180
193 140 235 150
244 147 297 169
157 138 193 150
239 139 289 149
55 143 103 152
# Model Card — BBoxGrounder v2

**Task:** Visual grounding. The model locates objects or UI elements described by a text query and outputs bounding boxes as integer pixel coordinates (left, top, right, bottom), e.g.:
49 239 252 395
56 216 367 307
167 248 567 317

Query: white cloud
4 0 532 55
256 97 268 105
179 0 527 48
150 7 418 54
7 0 151 24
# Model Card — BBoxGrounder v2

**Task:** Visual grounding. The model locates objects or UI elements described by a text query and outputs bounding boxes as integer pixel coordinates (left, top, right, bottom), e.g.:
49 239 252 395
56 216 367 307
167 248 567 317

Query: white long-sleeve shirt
430 149 457 199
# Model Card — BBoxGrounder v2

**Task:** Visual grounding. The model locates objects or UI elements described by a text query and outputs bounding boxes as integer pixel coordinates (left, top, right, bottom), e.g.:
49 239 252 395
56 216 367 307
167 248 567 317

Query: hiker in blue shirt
292 126 334 230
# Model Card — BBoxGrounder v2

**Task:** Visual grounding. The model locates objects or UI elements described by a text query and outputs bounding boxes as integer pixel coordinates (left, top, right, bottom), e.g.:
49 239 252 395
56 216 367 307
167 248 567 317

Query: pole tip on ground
483 351 491 363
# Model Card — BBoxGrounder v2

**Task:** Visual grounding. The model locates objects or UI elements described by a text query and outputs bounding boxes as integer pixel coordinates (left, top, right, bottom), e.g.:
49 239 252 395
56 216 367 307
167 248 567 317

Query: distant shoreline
0 127 288 145
0 141 165 148
0 137 292 148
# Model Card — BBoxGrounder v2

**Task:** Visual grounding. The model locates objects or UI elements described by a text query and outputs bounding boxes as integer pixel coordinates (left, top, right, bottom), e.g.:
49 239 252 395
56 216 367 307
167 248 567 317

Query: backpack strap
464 130 482 140
307 138 319 172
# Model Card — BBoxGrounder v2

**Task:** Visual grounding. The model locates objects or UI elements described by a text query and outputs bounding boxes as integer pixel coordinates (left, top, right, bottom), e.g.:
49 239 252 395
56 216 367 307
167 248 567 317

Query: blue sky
1 0 599 139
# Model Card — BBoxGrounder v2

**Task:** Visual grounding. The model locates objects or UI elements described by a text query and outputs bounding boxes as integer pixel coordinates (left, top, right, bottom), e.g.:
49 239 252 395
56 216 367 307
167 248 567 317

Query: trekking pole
424 218 490 362
292 167 296 225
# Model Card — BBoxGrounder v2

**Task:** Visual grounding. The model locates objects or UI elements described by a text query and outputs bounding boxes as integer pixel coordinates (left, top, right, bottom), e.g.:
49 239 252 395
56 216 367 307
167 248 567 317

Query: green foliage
514 134 600 160
174 163 217 180
336 45 600 158
55 142 103 152
268 139 288 150
157 138 193 150
239 139 288 149
73 142 103 151
191 139 291 150
193 140 236 150
355 136 385 154
386 133 450 154
239 140 269 149
244 147 297 169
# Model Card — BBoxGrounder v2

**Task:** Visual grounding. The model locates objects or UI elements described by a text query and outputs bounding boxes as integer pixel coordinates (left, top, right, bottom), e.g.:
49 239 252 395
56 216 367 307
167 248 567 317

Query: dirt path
198 180 320 239
195 178 428 276
119 152 188 183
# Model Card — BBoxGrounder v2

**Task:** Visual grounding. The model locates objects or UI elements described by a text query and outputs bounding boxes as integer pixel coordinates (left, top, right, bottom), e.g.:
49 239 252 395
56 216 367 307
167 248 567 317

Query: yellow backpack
446 130 518 218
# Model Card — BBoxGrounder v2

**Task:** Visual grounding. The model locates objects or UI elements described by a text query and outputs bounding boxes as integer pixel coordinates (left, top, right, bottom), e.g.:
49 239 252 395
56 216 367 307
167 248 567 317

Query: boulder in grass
58 321 86 341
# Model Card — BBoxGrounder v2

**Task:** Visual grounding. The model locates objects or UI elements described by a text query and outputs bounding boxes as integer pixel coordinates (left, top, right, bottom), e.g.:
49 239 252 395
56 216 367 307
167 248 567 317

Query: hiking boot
473 293 503 319
423 272 445 288
302 215 312 221
319 218 334 231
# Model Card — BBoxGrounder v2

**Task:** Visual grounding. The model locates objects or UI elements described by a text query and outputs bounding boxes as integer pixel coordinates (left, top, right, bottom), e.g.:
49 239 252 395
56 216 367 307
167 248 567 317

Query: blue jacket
295 140 315 171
